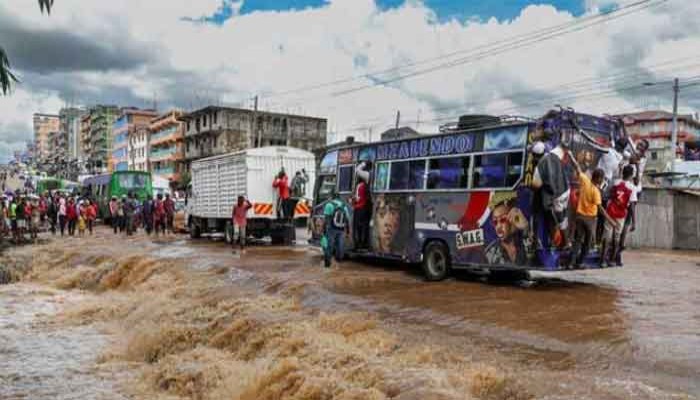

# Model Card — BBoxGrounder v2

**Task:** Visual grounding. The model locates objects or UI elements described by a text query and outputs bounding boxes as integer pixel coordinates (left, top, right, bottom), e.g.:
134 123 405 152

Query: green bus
83 171 153 220
36 178 80 195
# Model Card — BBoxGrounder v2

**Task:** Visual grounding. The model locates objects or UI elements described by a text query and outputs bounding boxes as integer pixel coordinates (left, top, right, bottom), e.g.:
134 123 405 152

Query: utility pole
671 77 680 164
395 110 401 130
254 95 261 148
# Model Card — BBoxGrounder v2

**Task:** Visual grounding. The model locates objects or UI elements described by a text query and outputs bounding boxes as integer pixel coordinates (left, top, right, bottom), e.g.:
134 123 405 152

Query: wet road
1 230 698 399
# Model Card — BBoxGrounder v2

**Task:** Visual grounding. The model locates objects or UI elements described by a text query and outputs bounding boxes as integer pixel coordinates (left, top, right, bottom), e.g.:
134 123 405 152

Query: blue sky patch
196 0 588 25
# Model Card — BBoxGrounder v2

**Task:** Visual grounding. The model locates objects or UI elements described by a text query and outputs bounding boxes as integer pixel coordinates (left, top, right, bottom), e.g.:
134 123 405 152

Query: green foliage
1 1 54 95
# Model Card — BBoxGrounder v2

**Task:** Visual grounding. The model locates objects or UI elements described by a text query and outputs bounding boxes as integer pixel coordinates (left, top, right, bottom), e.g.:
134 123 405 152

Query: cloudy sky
0 0 698 161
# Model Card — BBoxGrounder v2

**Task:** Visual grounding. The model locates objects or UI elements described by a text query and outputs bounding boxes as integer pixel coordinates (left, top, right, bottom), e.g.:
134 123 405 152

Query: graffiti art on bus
372 194 413 255
482 192 530 265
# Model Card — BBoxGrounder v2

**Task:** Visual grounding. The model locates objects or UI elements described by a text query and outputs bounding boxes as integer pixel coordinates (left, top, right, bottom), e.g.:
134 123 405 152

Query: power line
332 0 669 97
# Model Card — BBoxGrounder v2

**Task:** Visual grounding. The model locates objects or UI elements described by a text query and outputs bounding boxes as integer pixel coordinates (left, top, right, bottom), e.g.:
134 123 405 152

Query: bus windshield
117 173 150 189
316 175 337 203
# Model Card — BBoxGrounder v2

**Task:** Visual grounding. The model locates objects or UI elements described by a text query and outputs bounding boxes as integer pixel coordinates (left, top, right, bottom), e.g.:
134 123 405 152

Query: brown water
1 230 698 399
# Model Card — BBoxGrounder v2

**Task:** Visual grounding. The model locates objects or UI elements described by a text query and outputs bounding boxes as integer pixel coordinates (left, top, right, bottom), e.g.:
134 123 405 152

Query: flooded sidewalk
0 229 698 399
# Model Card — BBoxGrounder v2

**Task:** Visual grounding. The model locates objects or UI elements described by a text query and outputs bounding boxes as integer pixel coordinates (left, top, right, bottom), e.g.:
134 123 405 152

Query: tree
1 0 54 95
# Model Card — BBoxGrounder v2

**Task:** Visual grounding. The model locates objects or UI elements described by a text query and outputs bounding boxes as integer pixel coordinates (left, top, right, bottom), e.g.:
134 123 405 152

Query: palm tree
1 0 54 95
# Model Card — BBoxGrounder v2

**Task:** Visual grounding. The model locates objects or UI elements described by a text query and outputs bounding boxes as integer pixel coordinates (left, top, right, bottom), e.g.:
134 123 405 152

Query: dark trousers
49 215 57 235
88 219 94 234
352 207 370 249
59 215 66 236
68 218 76 236
324 229 345 267
571 215 596 266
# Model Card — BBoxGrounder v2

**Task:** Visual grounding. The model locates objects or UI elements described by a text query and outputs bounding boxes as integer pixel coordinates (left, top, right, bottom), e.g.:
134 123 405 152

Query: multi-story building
178 106 327 171
80 113 92 162
33 113 60 163
59 107 87 162
621 111 700 173
89 105 120 171
111 108 157 172
149 110 185 186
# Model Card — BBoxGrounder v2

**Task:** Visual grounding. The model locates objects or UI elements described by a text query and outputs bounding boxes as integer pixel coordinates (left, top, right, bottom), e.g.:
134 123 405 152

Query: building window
203 115 207 127
213 112 218 125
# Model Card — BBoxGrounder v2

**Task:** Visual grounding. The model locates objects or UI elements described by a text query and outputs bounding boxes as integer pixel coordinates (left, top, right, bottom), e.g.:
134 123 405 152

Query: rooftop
178 105 327 122
619 110 700 127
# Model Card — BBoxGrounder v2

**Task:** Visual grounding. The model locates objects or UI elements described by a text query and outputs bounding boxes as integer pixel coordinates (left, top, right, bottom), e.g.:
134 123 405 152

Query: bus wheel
422 242 450 281
224 221 234 244
190 219 201 239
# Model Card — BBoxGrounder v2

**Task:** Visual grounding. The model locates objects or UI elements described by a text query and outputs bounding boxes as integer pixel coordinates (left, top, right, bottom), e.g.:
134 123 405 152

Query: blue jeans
324 229 345 267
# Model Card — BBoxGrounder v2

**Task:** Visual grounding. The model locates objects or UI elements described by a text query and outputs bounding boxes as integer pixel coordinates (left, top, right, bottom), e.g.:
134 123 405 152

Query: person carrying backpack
322 189 350 268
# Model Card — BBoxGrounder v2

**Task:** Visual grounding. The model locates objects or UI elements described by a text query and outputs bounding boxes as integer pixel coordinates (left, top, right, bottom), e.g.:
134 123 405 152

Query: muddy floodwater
0 229 698 399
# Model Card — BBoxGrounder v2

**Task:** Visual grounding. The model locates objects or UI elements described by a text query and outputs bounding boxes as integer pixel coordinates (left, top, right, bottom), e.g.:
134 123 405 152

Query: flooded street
1 229 698 399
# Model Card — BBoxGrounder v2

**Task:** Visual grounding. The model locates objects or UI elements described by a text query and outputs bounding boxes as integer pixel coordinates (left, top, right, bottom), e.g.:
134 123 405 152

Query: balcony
150 127 181 145
153 166 175 175
150 146 181 161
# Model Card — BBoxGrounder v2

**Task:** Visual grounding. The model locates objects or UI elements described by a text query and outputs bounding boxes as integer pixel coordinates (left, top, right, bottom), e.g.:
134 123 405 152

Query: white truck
188 146 316 245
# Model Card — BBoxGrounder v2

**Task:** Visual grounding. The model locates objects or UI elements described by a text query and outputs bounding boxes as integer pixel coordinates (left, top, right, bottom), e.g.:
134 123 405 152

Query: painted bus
310 109 623 280
36 178 80 195
82 171 153 220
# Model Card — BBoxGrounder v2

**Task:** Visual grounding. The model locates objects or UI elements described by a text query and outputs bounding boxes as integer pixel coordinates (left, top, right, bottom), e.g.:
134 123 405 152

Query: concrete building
149 110 185 186
33 113 60 163
59 107 87 162
621 111 700 173
80 114 92 163
89 105 120 171
178 106 327 171
111 108 157 172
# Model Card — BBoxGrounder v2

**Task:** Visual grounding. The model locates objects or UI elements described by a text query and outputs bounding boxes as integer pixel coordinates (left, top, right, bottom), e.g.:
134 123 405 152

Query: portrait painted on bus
482 193 530 266
372 194 412 255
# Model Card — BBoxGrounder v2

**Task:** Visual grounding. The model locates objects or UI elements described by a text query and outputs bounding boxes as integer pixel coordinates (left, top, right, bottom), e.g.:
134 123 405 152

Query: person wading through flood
322 188 350 268
142 196 154 235
85 199 97 235
153 194 166 236
351 161 371 251
231 195 252 253
569 155 617 269
66 197 78 236
109 196 120 234
123 193 135 236
164 193 175 235
58 195 67 236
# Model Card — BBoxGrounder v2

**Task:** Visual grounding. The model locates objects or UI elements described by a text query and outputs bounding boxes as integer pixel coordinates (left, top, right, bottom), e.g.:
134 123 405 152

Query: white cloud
0 0 698 155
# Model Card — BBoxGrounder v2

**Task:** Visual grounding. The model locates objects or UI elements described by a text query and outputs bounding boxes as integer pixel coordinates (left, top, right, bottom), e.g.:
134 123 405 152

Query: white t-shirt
597 149 623 182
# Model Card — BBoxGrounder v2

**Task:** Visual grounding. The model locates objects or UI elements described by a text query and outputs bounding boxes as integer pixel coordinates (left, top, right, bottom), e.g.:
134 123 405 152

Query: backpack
330 200 347 230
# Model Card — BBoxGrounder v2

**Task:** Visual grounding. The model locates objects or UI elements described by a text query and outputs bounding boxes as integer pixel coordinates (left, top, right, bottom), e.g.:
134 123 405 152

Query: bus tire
190 219 201 239
422 241 451 281
224 221 234 244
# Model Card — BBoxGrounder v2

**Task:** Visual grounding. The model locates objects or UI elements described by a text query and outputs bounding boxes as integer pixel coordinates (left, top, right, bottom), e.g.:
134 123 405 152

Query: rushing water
2 230 698 399
0 284 126 400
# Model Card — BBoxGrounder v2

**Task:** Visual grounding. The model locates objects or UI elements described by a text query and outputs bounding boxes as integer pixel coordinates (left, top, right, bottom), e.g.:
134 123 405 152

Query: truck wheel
190 219 201 239
224 221 234 244
422 241 451 281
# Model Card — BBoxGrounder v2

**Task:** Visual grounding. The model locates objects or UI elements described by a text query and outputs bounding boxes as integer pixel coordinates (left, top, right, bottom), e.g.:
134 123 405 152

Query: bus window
316 175 337 203
389 160 426 191
472 152 524 189
338 165 354 193
427 156 470 190
118 173 148 189
506 152 524 186
374 162 389 191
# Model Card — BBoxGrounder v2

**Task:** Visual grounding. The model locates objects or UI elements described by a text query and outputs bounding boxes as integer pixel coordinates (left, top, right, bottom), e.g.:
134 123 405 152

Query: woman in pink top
231 196 252 250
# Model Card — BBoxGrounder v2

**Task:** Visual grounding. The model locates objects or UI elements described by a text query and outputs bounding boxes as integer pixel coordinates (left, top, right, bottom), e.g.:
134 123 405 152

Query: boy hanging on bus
351 161 372 251
601 164 635 267
568 154 618 269
532 140 571 249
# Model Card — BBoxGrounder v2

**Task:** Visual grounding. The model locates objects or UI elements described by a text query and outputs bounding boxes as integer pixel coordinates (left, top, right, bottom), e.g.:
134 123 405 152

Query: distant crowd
0 190 178 244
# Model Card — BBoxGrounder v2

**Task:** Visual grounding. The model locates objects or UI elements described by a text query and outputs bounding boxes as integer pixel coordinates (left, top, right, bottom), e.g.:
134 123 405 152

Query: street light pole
671 78 679 163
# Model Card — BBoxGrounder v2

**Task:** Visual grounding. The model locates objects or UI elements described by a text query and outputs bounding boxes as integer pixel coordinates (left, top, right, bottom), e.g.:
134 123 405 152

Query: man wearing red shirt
273 169 290 218
601 165 633 267
352 162 372 250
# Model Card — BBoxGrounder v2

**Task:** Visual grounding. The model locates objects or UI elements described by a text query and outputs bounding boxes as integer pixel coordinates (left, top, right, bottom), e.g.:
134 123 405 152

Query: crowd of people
106 193 177 236
0 190 179 244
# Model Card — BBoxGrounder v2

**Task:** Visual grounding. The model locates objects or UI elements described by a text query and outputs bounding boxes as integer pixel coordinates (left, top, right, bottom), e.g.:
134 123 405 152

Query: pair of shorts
603 217 626 242
16 220 26 229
